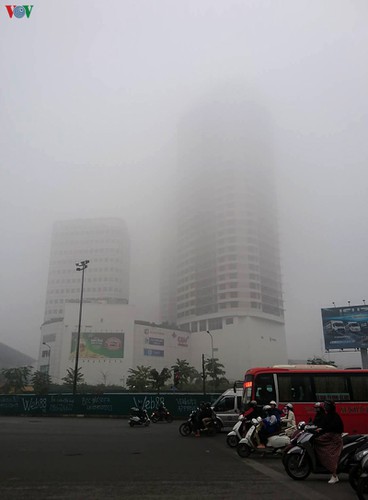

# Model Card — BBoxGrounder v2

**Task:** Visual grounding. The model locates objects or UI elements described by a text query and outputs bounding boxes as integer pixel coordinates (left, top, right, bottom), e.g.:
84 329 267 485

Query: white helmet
286 403 293 410
263 405 271 411
269 400 277 406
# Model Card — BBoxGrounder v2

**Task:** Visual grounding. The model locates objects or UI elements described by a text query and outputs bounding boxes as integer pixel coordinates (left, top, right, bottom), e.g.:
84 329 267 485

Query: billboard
321 305 368 350
70 332 124 359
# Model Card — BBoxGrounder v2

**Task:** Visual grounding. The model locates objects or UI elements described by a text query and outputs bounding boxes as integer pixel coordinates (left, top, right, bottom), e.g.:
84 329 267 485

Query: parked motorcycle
179 409 217 437
237 417 290 458
129 407 150 427
151 406 173 423
283 424 368 481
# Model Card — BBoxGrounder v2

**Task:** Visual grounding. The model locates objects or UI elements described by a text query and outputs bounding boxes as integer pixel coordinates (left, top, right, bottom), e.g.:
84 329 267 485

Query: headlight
356 449 368 462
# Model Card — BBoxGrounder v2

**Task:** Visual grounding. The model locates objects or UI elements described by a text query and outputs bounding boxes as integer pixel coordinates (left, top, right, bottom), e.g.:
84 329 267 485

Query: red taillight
244 381 252 389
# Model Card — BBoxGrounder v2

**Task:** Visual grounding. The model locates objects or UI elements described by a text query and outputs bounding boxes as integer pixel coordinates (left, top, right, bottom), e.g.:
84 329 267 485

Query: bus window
314 375 350 401
350 375 368 401
254 373 276 405
278 374 314 402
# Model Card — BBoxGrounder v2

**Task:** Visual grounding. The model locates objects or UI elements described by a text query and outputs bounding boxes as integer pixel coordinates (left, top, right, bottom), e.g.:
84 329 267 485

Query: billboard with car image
322 305 368 350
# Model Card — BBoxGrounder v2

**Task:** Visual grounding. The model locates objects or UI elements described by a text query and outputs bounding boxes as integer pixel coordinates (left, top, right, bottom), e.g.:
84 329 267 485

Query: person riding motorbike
157 403 167 418
136 403 147 422
193 402 206 437
201 402 215 431
242 400 262 419
281 403 296 436
269 400 283 422
257 405 280 448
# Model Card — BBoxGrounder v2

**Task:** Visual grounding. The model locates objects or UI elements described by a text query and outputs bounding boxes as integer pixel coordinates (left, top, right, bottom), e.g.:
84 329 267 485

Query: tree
62 367 85 388
149 368 171 394
1 366 32 394
31 371 51 395
307 356 337 367
126 365 152 391
171 359 199 388
204 358 228 390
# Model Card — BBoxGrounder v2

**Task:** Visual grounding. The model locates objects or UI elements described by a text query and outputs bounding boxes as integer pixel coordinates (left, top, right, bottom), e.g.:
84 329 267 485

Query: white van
211 387 243 431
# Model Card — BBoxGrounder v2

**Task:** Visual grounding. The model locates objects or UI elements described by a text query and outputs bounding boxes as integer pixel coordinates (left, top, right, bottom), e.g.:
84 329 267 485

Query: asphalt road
0 416 358 499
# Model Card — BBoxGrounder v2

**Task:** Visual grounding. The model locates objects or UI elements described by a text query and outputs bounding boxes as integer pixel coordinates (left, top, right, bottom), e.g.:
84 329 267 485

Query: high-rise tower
160 94 287 377
44 218 130 322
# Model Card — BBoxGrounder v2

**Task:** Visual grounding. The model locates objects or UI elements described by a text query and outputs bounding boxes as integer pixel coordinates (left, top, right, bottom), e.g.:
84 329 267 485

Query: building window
191 322 198 332
199 320 207 332
225 317 234 325
208 318 223 330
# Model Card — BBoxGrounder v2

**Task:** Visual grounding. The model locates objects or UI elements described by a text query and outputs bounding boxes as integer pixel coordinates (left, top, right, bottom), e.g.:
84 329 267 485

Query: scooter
129 407 150 427
237 417 290 458
227 415 249 448
283 424 368 481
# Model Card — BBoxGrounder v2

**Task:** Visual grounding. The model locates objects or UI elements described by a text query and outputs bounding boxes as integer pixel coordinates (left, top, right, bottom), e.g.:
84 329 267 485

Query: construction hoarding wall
0 393 220 417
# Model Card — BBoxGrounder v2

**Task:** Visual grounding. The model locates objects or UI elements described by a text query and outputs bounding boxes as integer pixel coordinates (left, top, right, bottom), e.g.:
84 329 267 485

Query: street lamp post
73 259 89 395
42 342 51 376
206 330 215 374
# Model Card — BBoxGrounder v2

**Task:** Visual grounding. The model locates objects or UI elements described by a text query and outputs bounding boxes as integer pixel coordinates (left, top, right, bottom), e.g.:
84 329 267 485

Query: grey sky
1 0 368 367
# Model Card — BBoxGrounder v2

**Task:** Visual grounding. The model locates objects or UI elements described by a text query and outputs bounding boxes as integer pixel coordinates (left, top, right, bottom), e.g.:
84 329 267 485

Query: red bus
243 365 368 434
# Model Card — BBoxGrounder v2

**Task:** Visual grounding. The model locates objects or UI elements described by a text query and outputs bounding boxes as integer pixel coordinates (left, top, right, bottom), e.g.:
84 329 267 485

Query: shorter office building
39 303 191 387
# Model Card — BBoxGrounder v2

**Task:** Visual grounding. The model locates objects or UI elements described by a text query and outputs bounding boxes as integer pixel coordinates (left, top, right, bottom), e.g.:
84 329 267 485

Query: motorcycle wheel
349 464 361 491
214 419 222 433
284 453 311 480
151 416 159 423
129 421 134 427
226 435 239 448
207 425 216 437
356 477 368 500
165 415 173 423
179 423 192 437
237 443 252 458
357 476 368 500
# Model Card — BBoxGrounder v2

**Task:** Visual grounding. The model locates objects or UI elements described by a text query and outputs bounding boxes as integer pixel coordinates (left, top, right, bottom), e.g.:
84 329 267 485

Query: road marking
240 458 328 500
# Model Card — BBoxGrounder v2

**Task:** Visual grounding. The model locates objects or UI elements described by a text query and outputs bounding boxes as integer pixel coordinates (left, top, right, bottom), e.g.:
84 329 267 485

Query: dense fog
1 0 368 369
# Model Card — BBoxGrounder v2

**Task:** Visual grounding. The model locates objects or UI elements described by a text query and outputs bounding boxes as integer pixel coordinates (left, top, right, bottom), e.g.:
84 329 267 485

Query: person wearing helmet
281 403 296 436
257 404 279 448
242 400 262 420
269 400 282 420
313 400 344 484
200 402 215 432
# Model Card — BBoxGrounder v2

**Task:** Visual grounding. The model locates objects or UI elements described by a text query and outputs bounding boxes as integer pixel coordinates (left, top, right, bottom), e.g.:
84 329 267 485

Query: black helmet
250 400 257 408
